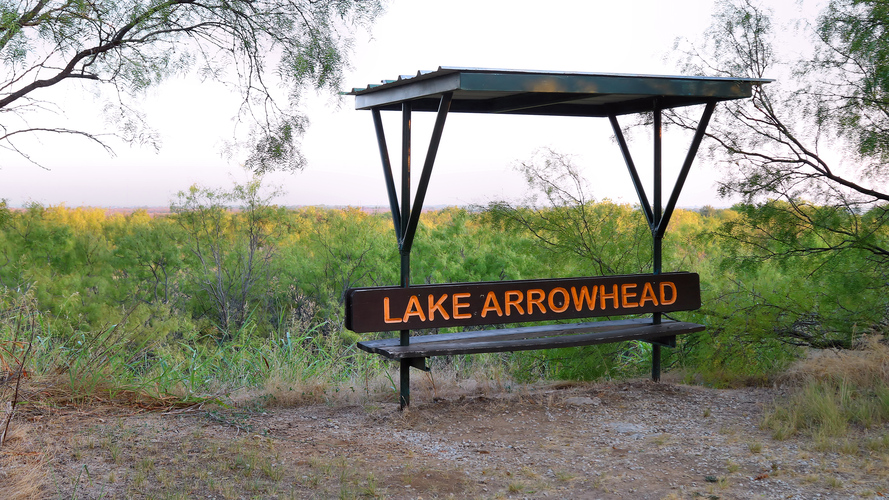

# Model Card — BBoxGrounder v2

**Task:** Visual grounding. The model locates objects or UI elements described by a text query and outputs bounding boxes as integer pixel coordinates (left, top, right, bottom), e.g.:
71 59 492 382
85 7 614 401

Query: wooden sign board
345 272 700 333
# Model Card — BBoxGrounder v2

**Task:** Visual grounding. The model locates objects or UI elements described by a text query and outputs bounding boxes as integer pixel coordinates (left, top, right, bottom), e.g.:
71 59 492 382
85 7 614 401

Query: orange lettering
428 294 450 321
402 295 426 322
570 286 598 311
659 281 677 305
639 282 658 307
453 293 472 319
621 283 639 308
527 289 546 314
481 291 503 318
600 284 619 309
504 290 525 316
548 287 570 313
383 297 402 324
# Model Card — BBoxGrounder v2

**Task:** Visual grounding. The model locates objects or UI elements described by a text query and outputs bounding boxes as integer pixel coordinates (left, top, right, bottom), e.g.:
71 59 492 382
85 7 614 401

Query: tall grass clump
0 287 182 408
762 337 889 448
2 288 40 439
0 287 392 411
148 320 394 406
0 288 48 498
0 423 47 500
260 326 393 405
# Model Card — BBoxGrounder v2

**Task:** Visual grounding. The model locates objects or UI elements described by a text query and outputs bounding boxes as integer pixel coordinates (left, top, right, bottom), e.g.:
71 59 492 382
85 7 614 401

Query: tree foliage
666 0 889 348
0 0 381 169
674 0 888 262
171 178 283 334
484 148 652 277
2 196 871 380
813 0 889 164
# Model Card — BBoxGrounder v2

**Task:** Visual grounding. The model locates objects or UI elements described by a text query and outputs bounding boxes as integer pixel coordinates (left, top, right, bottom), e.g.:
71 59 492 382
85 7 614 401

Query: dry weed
781 336 889 387
764 336 889 448
0 422 47 500
259 371 390 406
409 358 519 403
254 358 524 408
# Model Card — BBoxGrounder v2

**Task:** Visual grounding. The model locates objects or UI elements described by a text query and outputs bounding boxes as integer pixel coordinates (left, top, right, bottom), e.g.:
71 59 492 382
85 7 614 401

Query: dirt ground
9 379 889 499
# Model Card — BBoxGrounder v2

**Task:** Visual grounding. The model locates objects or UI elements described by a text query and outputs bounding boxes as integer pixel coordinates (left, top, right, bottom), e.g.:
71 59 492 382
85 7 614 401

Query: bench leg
399 359 410 409
652 345 661 382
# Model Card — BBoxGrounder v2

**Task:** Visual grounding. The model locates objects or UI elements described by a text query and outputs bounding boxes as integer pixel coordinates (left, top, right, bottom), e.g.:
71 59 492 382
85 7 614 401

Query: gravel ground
20 379 889 498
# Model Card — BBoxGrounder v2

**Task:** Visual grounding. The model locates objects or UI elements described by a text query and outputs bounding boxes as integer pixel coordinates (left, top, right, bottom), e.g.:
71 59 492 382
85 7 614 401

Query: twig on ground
1 340 31 448
204 410 255 435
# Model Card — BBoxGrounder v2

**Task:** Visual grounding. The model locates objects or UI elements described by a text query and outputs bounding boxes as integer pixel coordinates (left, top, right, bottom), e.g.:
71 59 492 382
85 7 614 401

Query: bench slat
359 318 654 348
357 319 704 359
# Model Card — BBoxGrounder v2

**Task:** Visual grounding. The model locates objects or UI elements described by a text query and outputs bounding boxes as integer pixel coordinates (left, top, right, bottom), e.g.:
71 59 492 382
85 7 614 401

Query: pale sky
0 0 810 209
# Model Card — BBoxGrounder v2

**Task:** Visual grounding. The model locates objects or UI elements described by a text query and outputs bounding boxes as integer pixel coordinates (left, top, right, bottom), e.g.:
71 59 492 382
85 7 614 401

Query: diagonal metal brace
372 108 402 242
401 92 453 254
609 114 654 229
655 101 716 238
608 100 717 238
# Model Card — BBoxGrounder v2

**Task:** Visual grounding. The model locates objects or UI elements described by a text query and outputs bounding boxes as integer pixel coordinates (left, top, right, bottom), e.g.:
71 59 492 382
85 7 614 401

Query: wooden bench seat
356 318 705 359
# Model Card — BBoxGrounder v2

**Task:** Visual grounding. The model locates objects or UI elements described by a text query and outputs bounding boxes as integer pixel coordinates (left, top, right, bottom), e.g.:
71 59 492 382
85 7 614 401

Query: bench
357 317 704 360
348 272 705 385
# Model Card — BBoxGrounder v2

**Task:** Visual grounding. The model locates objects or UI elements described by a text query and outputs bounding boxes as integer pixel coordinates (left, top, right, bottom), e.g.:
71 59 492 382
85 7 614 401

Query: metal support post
652 104 663 382
612 101 715 382
398 103 412 409
388 95 452 409
399 254 410 407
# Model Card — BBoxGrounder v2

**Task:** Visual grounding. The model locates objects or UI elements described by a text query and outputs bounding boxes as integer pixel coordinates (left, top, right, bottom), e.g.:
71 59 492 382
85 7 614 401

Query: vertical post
399 103 412 409
399 257 410 408
652 104 663 382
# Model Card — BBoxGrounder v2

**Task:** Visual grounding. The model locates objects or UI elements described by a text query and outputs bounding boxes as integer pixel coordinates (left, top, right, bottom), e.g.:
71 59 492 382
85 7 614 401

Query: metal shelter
347 67 770 408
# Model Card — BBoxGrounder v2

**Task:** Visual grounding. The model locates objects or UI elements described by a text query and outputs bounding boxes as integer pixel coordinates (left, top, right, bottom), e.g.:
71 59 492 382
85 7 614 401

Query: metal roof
348 67 771 117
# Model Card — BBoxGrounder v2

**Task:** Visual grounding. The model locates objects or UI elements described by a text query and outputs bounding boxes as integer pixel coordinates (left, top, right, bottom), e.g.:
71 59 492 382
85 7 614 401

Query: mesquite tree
484 149 652 277
673 0 889 347
0 0 381 170
172 178 282 336
674 0 888 262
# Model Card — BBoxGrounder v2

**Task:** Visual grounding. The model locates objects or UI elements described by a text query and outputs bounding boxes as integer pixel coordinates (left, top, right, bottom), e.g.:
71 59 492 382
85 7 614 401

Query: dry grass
0 293 48 499
410 355 520 402
254 355 523 408
763 337 889 454
0 422 48 500
260 369 395 407
781 336 889 387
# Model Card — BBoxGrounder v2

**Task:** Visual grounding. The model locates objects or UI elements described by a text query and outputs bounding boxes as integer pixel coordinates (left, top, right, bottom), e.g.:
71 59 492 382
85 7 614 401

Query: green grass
762 340 889 451
0 287 392 409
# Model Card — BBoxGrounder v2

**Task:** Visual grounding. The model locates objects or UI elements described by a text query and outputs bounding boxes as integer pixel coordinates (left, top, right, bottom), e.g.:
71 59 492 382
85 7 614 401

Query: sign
345 272 700 333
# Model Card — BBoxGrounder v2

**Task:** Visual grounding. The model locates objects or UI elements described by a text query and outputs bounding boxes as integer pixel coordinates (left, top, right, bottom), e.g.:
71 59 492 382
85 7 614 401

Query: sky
0 0 809 209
